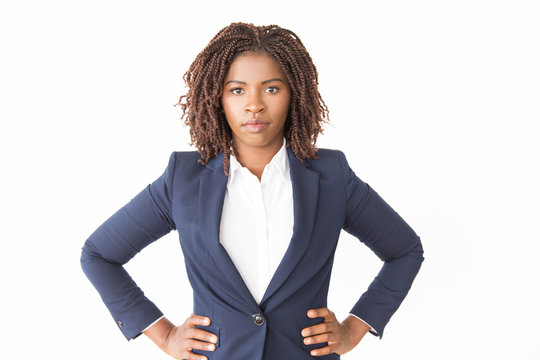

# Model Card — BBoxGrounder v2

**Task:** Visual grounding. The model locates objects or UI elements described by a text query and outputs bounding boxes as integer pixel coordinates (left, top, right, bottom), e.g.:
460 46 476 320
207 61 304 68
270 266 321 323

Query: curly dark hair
174 22 330 176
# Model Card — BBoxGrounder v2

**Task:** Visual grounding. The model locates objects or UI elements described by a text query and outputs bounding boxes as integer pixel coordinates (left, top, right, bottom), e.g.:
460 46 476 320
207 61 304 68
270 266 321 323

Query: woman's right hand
163 314 219 360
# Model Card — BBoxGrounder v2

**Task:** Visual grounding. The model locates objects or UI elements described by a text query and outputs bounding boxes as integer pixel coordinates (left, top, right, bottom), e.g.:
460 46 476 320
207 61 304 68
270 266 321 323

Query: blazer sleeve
337 150 424 339
80 151 177 341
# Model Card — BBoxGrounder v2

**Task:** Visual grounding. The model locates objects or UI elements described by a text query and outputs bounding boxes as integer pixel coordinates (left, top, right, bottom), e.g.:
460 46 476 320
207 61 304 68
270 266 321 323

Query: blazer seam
170 151 177 230
337 150 372 232
336 150 348 230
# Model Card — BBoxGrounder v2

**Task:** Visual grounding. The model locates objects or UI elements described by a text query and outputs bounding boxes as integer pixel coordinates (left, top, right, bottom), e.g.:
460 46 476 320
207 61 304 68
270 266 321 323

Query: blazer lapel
259 146 320 306
199 153 260 311
198 147 320 310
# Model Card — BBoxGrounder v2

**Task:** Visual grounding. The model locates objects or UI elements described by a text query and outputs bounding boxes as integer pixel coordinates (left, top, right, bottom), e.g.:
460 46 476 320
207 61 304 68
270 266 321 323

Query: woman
81 22 424 360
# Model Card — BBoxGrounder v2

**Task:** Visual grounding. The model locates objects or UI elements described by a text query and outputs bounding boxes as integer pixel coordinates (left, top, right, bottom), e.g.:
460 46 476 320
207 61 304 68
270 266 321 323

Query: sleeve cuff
349 313 378 335
141 315 165 333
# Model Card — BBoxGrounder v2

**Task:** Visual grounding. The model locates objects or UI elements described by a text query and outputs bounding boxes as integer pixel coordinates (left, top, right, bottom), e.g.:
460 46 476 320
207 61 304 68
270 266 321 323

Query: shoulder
310 147 361 180
311 147 348 166
314 147 344 158
165 150 207 177
172 149 205 164
172 150 203 163
299 147 350 176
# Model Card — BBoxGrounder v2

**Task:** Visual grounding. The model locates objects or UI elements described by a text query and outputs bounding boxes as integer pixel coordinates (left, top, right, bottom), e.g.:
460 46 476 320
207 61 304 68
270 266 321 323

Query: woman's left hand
300 307 370 357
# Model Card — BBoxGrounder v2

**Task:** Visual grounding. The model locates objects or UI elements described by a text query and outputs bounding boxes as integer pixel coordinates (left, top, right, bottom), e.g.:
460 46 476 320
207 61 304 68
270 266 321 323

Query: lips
244 119 269 126
243 119 269 133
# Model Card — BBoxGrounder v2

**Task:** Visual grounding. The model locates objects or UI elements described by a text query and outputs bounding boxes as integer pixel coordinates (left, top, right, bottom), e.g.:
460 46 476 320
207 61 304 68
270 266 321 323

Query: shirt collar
228 136 289 185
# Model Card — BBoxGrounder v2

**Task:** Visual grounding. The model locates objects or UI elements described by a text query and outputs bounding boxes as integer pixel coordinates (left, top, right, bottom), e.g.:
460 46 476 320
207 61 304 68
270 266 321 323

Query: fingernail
208 343 215 351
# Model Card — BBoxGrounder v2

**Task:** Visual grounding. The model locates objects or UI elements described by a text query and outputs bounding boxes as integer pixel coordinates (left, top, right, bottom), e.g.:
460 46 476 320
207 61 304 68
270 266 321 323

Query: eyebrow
224 78 285 86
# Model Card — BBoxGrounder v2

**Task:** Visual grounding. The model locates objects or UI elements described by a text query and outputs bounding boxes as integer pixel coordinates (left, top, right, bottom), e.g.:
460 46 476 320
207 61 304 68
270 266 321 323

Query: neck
233 137 284 182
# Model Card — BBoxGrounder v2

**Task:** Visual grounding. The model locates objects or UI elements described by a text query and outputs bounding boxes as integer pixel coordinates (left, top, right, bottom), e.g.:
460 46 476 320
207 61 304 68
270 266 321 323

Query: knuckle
198 329 208 340
202 330 210 340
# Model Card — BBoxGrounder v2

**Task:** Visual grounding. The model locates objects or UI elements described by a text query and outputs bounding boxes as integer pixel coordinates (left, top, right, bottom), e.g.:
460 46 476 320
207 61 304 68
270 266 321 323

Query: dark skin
143 53 370 359
221 51 291 181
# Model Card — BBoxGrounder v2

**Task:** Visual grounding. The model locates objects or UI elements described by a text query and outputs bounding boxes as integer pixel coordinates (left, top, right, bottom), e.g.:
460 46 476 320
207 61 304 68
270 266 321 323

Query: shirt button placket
256 181 269 303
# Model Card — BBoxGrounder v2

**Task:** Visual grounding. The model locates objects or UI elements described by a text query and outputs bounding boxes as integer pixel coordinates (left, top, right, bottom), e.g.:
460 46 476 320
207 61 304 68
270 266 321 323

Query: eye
230 88 244 95
265 86 279 94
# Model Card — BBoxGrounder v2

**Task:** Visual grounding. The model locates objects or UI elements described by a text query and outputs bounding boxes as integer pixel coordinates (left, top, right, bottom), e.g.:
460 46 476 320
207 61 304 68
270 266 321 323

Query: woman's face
221 51 291 153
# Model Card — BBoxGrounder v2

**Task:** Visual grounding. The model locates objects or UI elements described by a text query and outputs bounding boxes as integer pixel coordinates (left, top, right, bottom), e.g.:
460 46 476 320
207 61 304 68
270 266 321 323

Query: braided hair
174 22 330 176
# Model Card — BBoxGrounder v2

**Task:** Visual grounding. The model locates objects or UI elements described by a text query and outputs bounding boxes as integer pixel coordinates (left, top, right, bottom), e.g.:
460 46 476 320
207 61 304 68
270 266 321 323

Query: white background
1 0 539 359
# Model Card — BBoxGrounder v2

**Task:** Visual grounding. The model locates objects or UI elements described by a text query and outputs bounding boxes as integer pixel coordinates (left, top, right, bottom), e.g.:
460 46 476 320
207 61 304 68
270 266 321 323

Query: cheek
221 95 238 113
276 95 291 117
221 98 241 130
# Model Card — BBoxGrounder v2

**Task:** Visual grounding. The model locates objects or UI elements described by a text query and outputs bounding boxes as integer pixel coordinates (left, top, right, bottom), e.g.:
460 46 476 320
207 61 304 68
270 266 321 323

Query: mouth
243 119 270 133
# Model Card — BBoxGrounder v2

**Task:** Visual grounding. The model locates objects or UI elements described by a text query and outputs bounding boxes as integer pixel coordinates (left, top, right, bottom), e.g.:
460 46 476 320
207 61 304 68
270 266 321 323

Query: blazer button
252 313 265 326
117 320 123 328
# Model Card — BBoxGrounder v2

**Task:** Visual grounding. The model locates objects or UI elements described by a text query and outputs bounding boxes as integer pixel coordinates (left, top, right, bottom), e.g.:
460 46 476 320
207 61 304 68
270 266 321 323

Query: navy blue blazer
80 146 424 359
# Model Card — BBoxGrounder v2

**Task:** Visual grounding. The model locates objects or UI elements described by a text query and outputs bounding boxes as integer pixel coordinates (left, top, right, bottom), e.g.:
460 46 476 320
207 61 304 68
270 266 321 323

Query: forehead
224 52 287 81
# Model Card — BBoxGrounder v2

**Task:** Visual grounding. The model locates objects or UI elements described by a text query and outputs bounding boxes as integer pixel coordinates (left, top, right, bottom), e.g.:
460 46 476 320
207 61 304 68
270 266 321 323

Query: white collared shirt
219 136 294 304
143 136 377 334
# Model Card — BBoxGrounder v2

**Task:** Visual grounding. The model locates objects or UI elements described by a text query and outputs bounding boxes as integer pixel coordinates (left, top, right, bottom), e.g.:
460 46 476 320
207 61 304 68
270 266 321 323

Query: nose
245 92 265 114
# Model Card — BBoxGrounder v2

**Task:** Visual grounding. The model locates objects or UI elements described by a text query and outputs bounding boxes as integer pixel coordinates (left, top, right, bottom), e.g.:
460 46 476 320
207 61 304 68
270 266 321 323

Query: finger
302 320 336 337
183 354 208 360
303 332 331 346
187 314 211 326
189 328 219 344
309 345 333 357
307 307 334 319
187 338 217 352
